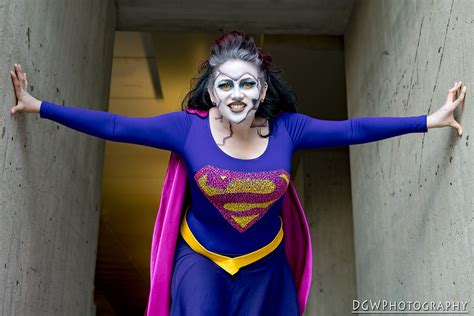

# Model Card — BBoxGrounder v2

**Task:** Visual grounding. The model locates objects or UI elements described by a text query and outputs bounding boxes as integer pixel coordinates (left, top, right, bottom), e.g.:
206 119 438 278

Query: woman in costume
9 32 466 316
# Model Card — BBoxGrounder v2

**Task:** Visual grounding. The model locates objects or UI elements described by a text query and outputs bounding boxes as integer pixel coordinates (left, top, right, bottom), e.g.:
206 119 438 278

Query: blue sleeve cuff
420 114 428 133
39 100 53 119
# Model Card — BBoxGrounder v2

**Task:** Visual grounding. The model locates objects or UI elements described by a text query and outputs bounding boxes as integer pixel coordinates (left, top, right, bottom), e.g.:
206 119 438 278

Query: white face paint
208 59 267 125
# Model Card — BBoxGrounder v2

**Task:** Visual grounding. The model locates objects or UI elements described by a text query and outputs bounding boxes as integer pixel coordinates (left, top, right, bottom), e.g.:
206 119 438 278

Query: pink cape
145 152 312 315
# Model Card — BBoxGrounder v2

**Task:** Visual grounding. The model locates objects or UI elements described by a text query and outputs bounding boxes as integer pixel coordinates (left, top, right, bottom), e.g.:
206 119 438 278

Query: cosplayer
9 32 466 316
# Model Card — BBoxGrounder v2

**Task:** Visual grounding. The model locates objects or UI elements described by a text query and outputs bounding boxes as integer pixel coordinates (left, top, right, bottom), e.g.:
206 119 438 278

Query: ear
207 85 216 105
260 82 268 102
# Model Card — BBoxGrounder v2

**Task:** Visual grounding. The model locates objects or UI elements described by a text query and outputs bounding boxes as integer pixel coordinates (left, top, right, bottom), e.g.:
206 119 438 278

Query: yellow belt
179 211 284 275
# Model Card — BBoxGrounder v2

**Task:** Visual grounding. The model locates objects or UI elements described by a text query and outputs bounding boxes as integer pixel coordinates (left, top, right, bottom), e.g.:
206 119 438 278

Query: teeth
229 104 245 112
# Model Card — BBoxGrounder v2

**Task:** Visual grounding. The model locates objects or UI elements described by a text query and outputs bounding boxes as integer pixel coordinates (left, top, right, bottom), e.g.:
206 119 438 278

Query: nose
231 87 244 101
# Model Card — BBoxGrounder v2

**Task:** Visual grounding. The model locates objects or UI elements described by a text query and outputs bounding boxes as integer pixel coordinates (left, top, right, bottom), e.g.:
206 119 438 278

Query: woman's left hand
427 81 467 136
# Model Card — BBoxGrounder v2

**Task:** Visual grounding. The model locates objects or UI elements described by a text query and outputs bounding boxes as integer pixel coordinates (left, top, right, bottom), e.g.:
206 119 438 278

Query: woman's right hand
10 63 41 115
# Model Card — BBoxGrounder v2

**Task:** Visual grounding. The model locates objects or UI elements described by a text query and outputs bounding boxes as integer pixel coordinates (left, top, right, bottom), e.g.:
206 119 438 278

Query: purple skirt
170 235 300 316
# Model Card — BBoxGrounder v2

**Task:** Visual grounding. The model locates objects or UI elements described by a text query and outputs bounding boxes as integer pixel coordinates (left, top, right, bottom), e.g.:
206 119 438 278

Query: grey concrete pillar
0 1 116 315
345 0 473 313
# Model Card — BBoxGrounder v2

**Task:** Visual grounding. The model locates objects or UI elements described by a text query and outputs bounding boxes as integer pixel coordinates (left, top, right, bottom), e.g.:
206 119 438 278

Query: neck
230 116 255 138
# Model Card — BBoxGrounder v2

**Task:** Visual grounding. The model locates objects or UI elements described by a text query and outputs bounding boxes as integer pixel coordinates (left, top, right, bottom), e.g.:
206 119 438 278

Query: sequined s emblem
194 165 290 232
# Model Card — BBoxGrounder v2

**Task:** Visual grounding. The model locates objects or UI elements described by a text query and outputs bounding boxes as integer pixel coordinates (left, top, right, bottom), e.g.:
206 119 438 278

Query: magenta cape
145 151 312 315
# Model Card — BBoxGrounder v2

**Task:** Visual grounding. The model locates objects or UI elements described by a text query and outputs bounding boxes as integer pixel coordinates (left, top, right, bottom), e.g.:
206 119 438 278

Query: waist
179 209 284 275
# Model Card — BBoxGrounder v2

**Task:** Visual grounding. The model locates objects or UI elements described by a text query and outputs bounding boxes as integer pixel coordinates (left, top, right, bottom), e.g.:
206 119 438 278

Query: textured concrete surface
115 0 355 35
0 0 116 315
345 0 473 313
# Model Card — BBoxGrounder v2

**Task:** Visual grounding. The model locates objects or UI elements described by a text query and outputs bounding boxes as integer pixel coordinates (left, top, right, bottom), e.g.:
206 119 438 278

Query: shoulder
273 111 311 127
148 110 197 133
272 112 316 144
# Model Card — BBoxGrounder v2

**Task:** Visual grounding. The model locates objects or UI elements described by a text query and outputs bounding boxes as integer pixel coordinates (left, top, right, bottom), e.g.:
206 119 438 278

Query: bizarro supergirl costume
39 99 427 315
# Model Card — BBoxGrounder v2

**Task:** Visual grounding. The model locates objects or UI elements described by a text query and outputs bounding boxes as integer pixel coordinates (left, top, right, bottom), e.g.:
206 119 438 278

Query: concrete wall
0 1 116 315
345 0 473 313
265 35 357 316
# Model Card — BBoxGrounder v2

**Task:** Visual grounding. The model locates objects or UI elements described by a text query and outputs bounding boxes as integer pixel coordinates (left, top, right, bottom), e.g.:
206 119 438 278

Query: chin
223 110 254 124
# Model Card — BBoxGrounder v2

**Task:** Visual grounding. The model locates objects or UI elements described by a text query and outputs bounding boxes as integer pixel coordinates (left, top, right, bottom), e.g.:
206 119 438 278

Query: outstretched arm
283 112 428 150
283 81 467 151
38 101 189 152
9 63 189 152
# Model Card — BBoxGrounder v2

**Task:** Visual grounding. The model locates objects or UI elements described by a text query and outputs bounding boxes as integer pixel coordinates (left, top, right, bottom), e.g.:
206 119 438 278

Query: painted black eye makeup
217 80 234 91
215 71 260 89
240 80 257 89
216 79 257 91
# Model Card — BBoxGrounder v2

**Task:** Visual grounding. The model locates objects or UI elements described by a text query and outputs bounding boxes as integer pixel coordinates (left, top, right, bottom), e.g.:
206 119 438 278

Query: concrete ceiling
115 0 355 35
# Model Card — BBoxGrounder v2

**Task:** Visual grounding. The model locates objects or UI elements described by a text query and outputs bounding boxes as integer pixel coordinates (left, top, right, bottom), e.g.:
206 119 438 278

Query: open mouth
228 102 247 112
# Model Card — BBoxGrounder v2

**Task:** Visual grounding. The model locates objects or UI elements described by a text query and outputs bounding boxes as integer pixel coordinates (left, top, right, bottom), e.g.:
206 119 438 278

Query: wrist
34 99 42 114
426 114 440 129
427 114 432 129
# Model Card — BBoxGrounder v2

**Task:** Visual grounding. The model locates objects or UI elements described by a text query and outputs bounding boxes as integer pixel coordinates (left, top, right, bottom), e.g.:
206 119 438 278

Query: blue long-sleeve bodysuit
40 101 428 256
